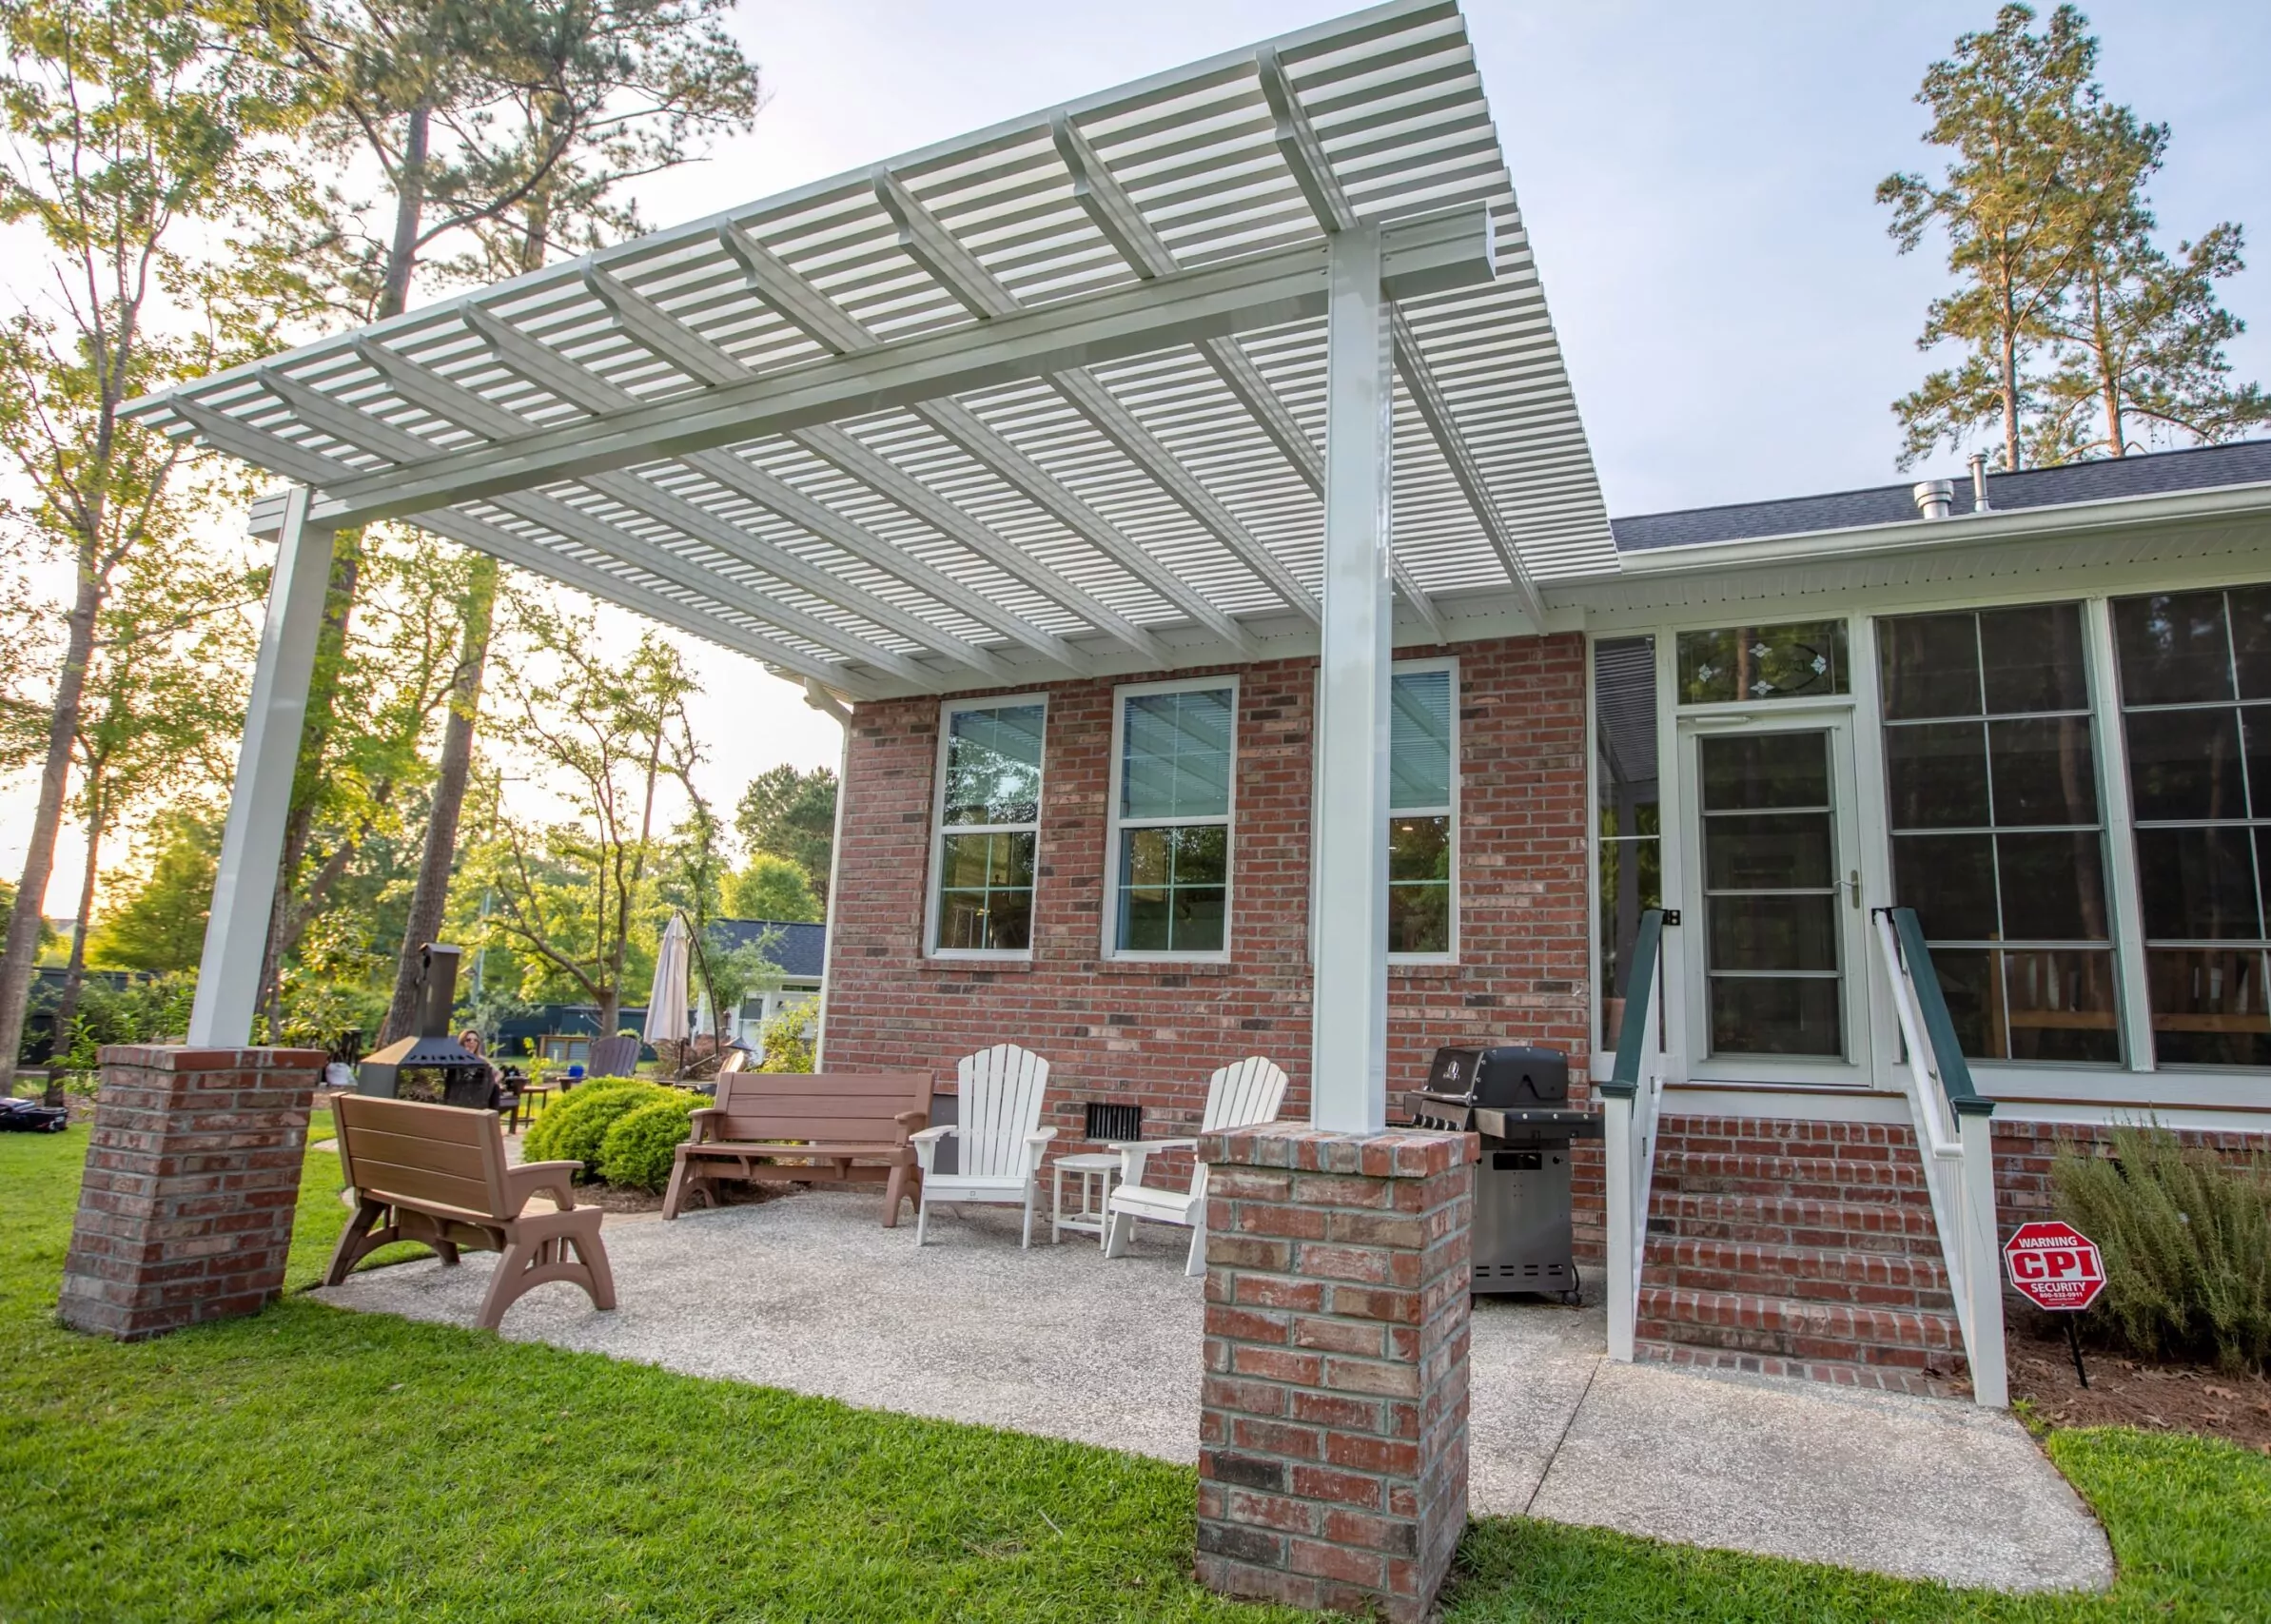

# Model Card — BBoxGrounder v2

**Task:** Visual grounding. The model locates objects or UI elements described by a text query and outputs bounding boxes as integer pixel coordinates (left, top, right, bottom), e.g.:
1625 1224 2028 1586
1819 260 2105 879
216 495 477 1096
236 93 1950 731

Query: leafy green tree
734 764 838 911
0 0 316 1087
85 812 222 975
1880 4 2264 470
727 854 820 924
1878 3 2099 471
464 603 700 1034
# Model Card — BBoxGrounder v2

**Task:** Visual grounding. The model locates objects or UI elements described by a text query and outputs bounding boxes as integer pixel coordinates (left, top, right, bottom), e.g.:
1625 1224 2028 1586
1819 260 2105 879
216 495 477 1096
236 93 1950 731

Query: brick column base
58 1046 324 1341
1195 1124 1478 1622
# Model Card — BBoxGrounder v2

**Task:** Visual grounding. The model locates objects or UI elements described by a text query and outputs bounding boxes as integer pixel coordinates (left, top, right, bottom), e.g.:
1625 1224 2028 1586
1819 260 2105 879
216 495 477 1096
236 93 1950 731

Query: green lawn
0 1125 2264 1622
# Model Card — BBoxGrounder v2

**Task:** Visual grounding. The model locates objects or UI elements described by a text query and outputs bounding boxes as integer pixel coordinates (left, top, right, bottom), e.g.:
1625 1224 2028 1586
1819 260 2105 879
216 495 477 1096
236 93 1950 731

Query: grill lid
1424 1046 1570 1106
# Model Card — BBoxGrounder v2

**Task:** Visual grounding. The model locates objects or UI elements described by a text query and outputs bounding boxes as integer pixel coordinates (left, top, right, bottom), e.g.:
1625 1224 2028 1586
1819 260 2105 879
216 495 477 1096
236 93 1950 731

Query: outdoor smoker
356 944 489 1107
1405 1045 1602 1303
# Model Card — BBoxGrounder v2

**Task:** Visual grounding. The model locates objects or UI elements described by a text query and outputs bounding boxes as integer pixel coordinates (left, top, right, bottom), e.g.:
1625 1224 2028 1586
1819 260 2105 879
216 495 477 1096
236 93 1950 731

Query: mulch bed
2007 1317 2271 1454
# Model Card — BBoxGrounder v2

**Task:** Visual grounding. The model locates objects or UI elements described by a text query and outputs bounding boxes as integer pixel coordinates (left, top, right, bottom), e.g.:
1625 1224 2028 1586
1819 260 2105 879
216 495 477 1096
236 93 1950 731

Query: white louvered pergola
135 0 1615 1127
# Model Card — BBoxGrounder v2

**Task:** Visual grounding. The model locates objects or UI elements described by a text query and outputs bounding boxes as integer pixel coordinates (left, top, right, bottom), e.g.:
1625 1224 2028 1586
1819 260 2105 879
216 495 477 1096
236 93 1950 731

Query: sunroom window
2112 586 2271 1066
930 698 1046 954
1594 637 1661 1046
1109 681 1235 956
1879 604 2118 1063
1388 663 1456 957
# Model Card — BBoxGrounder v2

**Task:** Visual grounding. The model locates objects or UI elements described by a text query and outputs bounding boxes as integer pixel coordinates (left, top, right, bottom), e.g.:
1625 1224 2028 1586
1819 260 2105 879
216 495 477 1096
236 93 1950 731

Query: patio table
1050 1152 1123 1246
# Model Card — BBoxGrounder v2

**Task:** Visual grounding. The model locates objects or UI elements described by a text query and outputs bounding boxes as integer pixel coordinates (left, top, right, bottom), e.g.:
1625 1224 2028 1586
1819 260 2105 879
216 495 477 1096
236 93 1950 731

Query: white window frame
1388 655 1459 965
1103 673 1241 963
925 692 1049 961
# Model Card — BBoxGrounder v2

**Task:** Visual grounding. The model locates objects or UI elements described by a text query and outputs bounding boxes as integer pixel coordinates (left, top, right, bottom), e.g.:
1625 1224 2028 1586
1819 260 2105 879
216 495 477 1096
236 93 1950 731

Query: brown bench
326 1093 617 1331
663 1069 930 1224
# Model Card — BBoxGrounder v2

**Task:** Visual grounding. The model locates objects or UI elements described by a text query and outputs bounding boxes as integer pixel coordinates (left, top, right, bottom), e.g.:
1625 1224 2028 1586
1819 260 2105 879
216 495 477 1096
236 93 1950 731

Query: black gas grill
1405 1045 1601 1303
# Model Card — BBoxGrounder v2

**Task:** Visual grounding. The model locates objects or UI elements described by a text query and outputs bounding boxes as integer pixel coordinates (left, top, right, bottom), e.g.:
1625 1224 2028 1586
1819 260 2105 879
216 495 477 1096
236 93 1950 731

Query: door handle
1841 870 1862 910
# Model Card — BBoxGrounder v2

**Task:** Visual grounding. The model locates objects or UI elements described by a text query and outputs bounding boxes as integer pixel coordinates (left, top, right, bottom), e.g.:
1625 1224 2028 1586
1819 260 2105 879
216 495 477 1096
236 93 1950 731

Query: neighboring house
708 917 826 1040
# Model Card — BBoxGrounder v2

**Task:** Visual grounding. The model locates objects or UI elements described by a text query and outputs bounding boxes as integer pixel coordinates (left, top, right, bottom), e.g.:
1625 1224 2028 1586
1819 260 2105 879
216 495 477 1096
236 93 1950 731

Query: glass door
1682 718 1870 1071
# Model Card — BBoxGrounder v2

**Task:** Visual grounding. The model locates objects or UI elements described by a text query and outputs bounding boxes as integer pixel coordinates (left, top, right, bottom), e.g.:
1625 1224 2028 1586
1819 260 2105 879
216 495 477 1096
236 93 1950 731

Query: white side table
1051 1151 1124 1245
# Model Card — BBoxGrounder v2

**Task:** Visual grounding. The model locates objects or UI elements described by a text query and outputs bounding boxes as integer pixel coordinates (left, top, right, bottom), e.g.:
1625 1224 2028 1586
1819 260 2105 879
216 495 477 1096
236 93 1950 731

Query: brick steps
1635 1117 1968 1399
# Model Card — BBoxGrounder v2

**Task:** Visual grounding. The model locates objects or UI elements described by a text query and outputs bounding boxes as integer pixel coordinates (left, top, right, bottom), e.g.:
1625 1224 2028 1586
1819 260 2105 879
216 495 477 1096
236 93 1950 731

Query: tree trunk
0 561 102 1092
50 773 108 1048
2092 277 2124 458
1999 290 2024 472
379 555 498 1046
379 106 432 322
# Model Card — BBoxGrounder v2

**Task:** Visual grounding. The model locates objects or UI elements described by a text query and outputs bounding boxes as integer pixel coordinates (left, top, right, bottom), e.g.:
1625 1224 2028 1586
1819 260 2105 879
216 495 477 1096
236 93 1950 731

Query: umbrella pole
684 910 720 1081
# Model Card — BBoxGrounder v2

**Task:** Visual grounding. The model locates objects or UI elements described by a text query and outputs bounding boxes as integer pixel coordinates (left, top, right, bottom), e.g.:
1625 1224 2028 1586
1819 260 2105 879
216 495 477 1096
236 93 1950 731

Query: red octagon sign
2005 1221 2106 1312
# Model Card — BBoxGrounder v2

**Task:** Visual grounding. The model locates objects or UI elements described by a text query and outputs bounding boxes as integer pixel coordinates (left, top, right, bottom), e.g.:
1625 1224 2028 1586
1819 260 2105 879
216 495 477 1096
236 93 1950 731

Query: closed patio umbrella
645 914 693 1060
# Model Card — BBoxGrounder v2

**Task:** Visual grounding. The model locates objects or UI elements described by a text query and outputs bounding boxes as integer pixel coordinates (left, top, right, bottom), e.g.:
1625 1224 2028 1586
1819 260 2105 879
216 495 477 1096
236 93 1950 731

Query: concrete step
1652 1149 1932 1201
1644 1234 1954 1311
1648 1190 1943 1254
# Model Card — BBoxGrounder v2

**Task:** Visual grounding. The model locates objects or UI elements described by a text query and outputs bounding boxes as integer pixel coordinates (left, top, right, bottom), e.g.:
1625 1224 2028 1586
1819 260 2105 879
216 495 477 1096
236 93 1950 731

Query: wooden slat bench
662 1070 931 1224
326 1093 617 1331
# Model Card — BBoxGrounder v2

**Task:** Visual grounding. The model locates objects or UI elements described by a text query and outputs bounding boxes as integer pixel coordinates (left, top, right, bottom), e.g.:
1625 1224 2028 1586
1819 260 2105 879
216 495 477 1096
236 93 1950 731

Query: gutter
1590 478 2271 584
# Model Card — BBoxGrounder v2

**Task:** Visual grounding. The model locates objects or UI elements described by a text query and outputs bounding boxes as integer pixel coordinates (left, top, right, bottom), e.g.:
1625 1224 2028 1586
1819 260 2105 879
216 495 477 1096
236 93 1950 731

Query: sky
6 0 2270 910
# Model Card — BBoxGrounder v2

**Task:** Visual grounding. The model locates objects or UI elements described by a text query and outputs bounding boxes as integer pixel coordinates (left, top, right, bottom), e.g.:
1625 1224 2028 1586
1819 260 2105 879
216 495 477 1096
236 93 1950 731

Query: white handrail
1603 944 1664 1363
1869 910 2007 1407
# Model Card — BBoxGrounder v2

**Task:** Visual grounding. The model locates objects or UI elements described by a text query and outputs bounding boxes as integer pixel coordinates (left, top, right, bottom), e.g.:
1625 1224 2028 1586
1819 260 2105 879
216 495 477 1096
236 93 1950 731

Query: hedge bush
521 1079 664 1176
2053 1124 2271 1372
597 1094 700 1193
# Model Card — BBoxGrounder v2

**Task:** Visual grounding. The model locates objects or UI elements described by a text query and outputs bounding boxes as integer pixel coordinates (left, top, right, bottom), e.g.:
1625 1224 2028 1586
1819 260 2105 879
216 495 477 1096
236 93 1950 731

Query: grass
0 1125 2265 1621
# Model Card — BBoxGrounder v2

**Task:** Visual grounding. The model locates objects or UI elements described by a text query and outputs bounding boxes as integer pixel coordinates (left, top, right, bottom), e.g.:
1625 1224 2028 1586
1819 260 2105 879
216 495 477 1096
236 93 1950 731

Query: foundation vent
1085 1101 1143 1143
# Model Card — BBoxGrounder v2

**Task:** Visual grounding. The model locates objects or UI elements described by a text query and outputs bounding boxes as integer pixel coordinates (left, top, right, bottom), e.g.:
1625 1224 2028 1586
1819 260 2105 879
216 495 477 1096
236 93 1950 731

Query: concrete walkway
311 1189 2110 1595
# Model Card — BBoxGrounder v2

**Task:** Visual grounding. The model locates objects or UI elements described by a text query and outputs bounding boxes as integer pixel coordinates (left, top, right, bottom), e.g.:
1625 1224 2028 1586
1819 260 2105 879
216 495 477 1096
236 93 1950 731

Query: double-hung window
929 696 1047 955
2111 587 2271 1066
1107 678 1236 957
1388 660 1457 958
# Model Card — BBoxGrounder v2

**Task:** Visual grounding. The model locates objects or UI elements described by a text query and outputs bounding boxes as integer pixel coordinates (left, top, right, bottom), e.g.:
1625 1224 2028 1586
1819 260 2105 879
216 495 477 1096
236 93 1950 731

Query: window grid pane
1595 637 1661 1047
934 701 1045 954
2114 588 2271 1065
1114 686 1234 955
1881 604 2119 1063
1387 668 1456 957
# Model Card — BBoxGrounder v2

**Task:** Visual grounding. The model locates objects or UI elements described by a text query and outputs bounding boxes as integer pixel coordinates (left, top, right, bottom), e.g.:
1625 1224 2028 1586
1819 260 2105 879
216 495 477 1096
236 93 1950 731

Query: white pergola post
187 486 335 1047
1308 225 1394 1132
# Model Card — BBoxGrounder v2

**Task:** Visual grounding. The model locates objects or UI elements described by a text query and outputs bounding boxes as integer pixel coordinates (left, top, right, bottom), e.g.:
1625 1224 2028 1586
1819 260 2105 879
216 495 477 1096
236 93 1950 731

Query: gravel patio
312 1187 2112 1595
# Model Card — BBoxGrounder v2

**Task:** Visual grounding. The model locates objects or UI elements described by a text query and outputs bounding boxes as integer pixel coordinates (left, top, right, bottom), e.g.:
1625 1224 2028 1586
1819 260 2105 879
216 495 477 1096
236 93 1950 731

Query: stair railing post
1603 1086 1635 1362
1957 1104 2008 1407
1599 908 1664 1366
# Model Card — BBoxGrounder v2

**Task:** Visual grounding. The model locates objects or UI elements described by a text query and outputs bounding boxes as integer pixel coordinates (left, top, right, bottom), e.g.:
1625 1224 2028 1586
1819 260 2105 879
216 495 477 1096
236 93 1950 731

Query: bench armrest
507 1160 583 1213
891 1108 929 1143
1021 1125 1058 1175
687 1107 724 1145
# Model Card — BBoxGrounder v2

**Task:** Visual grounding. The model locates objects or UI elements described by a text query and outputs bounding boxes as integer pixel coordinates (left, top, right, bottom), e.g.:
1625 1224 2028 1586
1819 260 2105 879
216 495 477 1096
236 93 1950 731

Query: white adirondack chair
1103 1056 1289 1278
909 1044 1056 1248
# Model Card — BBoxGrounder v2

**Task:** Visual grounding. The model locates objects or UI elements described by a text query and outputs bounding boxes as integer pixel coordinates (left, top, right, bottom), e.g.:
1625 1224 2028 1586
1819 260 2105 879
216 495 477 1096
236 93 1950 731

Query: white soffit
127 0 1614 701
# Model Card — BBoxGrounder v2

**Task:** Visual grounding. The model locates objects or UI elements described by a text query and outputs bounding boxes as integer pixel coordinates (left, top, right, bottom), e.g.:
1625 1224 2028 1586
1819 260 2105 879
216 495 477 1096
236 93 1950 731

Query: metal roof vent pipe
1912 479 1955 520
1968 451 1993 513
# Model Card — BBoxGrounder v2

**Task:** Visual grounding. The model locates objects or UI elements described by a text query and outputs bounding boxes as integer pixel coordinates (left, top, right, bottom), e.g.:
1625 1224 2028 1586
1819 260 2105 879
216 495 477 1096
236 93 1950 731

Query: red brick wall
821 634 1593 1155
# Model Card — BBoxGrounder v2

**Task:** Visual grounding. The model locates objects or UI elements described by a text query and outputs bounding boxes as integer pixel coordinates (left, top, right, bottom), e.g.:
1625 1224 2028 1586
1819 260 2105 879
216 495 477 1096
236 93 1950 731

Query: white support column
187 487 335 1047
1309 226 1394 1132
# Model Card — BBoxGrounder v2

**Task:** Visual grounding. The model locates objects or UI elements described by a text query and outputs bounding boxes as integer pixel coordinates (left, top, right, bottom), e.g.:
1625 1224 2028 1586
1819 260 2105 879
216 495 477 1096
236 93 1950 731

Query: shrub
597 1094 699 1193
522 1079 661 1175
757 996 817 1074
2052 1124 2271 1372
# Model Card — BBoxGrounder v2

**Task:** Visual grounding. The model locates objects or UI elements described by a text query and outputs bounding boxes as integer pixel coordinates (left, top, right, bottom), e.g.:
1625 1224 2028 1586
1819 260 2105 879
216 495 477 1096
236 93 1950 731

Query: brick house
134 0 2271 1406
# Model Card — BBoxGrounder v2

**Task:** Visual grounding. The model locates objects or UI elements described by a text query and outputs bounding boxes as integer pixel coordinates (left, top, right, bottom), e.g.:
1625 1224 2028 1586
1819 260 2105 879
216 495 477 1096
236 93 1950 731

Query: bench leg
663 1148 694 1220
477 1223 617 1331
1103 1206 1136 1262
914 1184 931 1246
1184 1213 1207 1279
323 1197 392 1287
882 1163 911 1228
575 1230 617 1311
1021 1181 1036 1250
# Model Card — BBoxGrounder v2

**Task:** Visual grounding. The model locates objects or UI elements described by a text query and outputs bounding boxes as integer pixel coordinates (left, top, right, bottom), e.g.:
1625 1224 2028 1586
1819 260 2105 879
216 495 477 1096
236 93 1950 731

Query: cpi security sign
2004 1220 2106 1312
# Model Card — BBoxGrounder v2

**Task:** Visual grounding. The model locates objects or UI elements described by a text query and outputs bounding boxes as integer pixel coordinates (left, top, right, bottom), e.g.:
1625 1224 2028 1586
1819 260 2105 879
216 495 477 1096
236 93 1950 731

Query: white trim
1102 673 1241 964
925 692 1050 962
1388 655 1459 966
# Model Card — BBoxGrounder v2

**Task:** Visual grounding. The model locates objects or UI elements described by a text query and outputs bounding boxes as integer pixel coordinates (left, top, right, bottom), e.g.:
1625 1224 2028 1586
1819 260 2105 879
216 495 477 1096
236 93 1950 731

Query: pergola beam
582 266 747 388
488 488 947 691
583 470 1014 680
353 338 530 440
680 448 1087 677
1059 108 1444 641
420 509 891 701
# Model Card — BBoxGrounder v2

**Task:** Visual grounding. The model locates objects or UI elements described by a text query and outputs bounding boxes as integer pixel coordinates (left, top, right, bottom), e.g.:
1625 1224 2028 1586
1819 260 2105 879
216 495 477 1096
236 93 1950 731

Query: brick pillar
58 1046 324 1341
1195 1124 1477 1622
